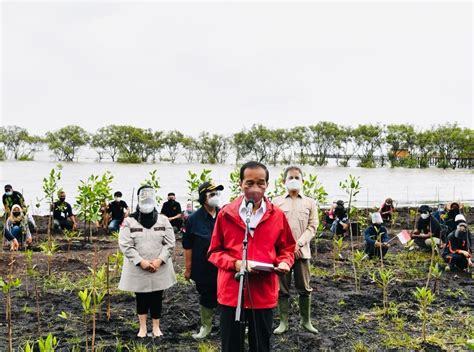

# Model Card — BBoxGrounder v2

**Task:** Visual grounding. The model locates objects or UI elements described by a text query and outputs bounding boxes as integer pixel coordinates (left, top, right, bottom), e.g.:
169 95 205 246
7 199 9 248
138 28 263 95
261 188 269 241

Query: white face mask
286 179 302 192
420 213 429 220
208 196 220 208
138 188 156 214
115 197 121 202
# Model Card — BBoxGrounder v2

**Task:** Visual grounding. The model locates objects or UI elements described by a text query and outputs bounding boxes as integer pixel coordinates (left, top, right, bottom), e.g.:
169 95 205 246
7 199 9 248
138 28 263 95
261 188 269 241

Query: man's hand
294 247 303 260
382 243 390 248
184 268 191 281
275 262 290 274
10 239 19 251
375 241 382 248
234 260 256 273
151 259 163 269
26 237 32 245
140 260 156 272
72 222 77 230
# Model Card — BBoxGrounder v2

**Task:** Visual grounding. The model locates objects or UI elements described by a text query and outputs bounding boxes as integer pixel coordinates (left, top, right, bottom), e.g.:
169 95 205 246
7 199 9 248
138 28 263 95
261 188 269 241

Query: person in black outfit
52 191 77 230
107 191 129 233
183 181 224 339
412 205 441 250
331 200 349 236
161 193 183 230
364 213 391 259
2 184 26 216
442 221 473 271
444 202 462 233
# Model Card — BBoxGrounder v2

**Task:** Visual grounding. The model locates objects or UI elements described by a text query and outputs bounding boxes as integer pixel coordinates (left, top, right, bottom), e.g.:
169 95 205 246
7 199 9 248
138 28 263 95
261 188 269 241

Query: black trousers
220 304 273 352
135 291 163 319
196 281 217 309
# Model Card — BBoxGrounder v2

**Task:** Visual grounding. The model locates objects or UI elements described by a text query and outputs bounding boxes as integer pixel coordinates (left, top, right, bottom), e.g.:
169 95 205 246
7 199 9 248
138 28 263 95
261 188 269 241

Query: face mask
286 179 302 192
385 202 391 206
138 188 156 214
208 196 220 208
115 197 121 202
5 191 12 196
59 197 66 202
420 213 429 220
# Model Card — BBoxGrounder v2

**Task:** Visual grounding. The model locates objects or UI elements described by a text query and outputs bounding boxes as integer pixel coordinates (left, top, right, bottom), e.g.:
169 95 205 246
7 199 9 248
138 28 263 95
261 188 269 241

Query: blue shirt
183 206 219 283
364 225 389 246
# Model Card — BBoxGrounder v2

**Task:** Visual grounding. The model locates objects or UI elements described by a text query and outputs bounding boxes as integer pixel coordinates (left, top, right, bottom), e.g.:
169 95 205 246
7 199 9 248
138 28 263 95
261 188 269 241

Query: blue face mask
5 191 12 196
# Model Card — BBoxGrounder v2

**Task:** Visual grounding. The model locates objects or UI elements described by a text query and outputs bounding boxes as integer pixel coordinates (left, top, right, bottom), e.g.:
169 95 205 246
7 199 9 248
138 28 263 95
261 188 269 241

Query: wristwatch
297 241 304 248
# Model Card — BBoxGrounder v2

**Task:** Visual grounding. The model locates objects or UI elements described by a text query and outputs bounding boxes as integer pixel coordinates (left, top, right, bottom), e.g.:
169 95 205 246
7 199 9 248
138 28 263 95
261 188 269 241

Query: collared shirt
272 192 319 259
239 198 267 236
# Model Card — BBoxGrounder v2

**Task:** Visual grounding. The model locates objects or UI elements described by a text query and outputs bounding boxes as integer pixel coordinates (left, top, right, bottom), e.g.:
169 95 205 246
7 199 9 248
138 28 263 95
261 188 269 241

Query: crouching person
364 213 390 259
442 221 473 272
4 204 32 251
118 185 177 338
412 205 442 250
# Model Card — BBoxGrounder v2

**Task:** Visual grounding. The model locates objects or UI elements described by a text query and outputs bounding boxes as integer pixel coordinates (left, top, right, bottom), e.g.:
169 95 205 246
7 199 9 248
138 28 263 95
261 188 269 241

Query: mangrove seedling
63 228 81 261
39 240 59 276
332 236 346 277
0 275 22 352
302 173 328 205
371 267 395 314
340 174 362 290
38 333 58 352
42 166 62 241
430 263 442 294
186 169 212 208
353 250 367 292
228 167 242 202
141 169 162 204
413 286 435 343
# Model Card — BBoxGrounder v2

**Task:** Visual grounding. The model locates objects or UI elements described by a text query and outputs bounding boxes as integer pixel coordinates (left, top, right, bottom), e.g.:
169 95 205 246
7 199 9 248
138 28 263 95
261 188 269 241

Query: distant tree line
0 123 472 169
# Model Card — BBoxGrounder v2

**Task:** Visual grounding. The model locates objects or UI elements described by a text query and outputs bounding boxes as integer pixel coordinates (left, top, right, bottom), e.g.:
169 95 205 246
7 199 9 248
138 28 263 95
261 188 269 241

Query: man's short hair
239 161 269 182
283 166 304 180
168 192 175 197
114 191 122 197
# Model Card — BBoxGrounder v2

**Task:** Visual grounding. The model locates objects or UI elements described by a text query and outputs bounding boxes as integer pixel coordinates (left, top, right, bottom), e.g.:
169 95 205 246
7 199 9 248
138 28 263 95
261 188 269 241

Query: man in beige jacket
272 166 319 334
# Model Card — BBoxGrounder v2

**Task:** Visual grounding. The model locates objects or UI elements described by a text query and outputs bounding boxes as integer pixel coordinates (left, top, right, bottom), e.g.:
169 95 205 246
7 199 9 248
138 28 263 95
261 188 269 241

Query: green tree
307 122 341 166
0 126 43 160
90 125 123 162
197 132 230 164
385 124 417 167
163 130 184 163
268 128 290 166
113 125 151 163
232 125 272 163
353 124 384 168
289 126 310 165
46 125 90 162
415 130 436 168
336 126 357 167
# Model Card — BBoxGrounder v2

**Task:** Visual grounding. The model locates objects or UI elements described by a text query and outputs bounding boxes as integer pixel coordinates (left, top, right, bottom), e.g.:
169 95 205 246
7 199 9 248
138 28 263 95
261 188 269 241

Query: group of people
2 162 473 351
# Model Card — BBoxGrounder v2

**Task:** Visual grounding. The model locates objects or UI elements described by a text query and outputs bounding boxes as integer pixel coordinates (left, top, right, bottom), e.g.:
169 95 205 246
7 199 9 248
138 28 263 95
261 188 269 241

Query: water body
1 158 472 215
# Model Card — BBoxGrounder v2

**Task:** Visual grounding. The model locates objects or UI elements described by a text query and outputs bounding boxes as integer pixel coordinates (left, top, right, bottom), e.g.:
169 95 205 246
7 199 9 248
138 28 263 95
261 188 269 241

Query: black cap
4 184 12 191
168 192 175 197
336 200 344 207
418 205 430 213
198 182 224 195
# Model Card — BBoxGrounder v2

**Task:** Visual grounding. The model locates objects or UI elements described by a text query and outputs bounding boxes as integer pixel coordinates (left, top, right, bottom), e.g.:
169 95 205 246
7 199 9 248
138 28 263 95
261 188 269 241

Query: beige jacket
273 193 319 259
118 214 176 293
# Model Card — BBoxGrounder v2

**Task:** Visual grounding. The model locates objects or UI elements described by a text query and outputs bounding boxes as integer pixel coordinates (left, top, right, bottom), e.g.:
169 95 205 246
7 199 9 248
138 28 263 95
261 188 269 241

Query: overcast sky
1 1 472 136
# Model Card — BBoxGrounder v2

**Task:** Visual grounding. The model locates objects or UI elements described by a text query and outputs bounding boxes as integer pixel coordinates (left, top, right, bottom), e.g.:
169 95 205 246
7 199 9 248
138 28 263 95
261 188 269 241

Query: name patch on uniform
154 227 165 231
130 228 143 233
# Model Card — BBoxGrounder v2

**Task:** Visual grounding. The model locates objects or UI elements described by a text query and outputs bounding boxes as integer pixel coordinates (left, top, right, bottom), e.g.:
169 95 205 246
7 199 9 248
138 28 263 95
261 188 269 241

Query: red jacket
208 196 296 309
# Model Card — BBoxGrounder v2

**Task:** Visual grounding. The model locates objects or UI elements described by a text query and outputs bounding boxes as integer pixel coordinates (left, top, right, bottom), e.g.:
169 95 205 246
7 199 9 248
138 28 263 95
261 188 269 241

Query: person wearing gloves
4 204 32 251
443 221 473 271
183 181 224 339
118 185 177 338
272 166 319 335
364 213 390 259
412 205 442 250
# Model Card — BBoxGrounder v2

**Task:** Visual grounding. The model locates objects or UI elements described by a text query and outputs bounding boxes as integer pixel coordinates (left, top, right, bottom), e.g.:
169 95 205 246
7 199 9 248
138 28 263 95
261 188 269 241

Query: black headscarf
132 207 158 229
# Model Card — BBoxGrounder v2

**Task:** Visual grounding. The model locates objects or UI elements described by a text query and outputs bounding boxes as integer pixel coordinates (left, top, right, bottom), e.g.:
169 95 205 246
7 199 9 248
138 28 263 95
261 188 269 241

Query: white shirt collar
239 197 267 236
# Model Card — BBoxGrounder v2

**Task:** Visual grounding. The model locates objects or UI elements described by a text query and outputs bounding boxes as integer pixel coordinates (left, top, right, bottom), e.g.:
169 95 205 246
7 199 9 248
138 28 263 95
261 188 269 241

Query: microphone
245 198 254 224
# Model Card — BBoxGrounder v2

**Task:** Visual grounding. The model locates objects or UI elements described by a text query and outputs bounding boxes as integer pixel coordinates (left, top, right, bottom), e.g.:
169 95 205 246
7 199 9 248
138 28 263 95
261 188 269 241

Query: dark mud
0 213 473 351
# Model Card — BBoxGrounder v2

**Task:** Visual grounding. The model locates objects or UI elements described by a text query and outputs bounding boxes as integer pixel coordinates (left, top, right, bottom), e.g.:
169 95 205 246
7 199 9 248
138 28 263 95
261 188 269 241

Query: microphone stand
235 200 253 351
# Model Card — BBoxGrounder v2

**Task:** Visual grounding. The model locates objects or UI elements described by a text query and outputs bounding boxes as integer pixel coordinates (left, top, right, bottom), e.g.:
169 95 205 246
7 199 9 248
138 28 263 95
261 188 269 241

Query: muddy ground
0 210 473 351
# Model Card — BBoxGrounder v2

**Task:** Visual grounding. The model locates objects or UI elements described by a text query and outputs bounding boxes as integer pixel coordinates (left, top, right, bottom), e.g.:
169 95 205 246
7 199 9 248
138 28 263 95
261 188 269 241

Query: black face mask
12 212 21 217
60 197 66 202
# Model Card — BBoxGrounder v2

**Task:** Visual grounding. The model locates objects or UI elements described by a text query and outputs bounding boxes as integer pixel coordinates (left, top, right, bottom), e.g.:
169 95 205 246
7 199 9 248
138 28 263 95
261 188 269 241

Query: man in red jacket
208 161 296 352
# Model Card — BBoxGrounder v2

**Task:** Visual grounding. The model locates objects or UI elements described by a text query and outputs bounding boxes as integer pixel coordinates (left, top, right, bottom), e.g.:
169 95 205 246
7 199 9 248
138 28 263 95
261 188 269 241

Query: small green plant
63 228 81 261
340 174 362 291
302 173 328 205
141 169 162 204
38 333 58 352
1 269 22 352
39 240 59 276
431 263 442 294
266 171 285 200
353 249 367 292
413 286 435 343
371 268 395 314
332 236 346 277
187 169 212 208
228 167 242 201
42 166 62 241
